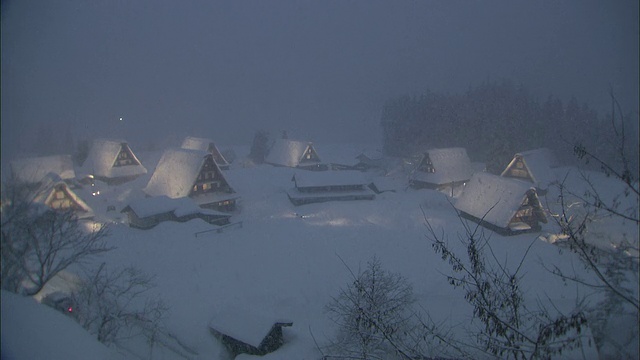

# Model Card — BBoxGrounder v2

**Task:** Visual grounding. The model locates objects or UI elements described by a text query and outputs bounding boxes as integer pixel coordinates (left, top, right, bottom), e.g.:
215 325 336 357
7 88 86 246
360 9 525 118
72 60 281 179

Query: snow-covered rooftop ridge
124 195 225 218
502 147 560 187
313 143 379 166
413 147 474 184
80 139 147 179
265 139 318 167
144 148 210 198
209 306 291 348
10 154 76 183
181 136 214 152
455 172 533 227
293 170 370 188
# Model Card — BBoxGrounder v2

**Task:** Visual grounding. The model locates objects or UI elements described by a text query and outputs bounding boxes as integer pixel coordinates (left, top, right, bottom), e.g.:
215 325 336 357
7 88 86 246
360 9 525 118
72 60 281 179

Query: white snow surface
80 139 147 179
454 172 535 227
144 148 210 198
1 290 124 360
10 154 76 183
412 147 474 185
3 146 637 359
265 139 317 167
293 170 370 188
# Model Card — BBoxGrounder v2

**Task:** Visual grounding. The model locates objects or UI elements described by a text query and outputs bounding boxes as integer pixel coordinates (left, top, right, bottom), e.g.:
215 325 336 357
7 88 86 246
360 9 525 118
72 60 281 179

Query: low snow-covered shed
34 173 93 219
454 172 547 235
288 171 375 205
144 148 237 212
121 196 231 229
181 136 230 170
410 147 475 190
10 155 76 185
501 148 560 192
79 139 147 185
209 309 292 357
265 139 322 170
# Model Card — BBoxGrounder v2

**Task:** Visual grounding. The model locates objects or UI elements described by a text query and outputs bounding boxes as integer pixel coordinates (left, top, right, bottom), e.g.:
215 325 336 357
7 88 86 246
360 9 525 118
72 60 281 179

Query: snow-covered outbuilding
121 196 231 229
181 136 230 170
265 139 322 170
501 148 560 193
287 170 375 205
10 155 76 186
410 147 476 190
144 148 237 212
33 173 94 219
209 310 292 357
79 139 147 185
454 172 547 235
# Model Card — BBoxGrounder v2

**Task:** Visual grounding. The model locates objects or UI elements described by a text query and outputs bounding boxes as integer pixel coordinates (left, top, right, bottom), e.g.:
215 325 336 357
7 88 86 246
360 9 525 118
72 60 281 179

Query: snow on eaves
265 139 317 167
413 147 474 185
10 154 75 183
125 195 226 218
293 170 370 188
455 172 533 228
80 139 147 179
209 305 291 348
144 148 209 198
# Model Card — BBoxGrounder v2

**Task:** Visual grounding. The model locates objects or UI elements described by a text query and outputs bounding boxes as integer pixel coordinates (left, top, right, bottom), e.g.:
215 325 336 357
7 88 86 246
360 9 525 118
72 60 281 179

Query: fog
1 0 638 159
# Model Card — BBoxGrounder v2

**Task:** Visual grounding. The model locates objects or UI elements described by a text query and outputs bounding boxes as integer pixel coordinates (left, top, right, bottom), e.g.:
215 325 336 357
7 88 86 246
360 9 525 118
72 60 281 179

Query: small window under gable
419 155 435 173
114 145 141 167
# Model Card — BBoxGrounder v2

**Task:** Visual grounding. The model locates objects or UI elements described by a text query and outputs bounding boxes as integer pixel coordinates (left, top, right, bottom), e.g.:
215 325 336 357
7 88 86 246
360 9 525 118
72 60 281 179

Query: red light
68 307 73 313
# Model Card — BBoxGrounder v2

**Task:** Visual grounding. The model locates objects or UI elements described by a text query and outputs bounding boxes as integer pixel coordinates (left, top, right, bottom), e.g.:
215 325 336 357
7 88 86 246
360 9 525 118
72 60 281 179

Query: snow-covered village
1 2 639 360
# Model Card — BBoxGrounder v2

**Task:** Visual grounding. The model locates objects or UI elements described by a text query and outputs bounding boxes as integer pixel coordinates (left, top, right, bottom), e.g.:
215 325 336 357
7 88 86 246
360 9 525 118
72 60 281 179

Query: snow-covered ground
2 144 637 359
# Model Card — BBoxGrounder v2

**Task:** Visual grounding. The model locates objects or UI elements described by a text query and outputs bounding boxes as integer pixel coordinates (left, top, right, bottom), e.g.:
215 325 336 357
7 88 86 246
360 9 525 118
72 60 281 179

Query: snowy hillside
3 145 637 359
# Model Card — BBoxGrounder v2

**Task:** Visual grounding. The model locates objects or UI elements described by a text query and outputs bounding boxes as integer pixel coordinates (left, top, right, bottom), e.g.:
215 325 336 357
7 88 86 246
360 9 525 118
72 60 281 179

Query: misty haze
1 1 638 359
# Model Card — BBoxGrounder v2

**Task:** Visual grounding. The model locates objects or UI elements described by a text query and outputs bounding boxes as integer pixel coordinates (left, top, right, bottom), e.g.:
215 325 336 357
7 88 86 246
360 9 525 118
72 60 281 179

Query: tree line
381 81 638 174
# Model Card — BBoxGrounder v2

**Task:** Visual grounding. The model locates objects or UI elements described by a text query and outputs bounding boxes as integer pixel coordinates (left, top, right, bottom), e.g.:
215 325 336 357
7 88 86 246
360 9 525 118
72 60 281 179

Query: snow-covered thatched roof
455 172 535 228
34 173 93 217
81 139 147 179
265 139 319 167
412 147 474 185
181 136 229 167
10 155 75 184
123 195 226 218
501 148 559 187
144 148 212 198
209 307 292 348
292 170 370 188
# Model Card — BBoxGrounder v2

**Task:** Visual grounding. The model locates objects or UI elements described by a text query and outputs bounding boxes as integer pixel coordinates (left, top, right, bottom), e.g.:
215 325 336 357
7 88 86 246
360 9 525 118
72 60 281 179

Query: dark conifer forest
381 81 638 174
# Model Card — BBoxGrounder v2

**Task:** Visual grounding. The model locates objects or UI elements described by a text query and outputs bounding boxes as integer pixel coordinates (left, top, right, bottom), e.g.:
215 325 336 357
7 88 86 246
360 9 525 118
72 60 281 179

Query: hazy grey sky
1 1 638 158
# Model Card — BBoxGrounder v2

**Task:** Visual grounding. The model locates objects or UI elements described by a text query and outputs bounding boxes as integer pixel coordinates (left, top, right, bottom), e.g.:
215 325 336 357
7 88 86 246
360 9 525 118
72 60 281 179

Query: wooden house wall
503 156 532 182
299 146 320 164
113 145 141 167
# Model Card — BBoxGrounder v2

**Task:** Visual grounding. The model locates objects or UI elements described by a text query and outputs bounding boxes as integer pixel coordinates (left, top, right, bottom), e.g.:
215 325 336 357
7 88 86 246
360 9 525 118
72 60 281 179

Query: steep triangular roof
412 147 474 185
455 172 541 228
181 136 229 168
265 139 320 167
501 148 559 188
144 148 232 198
80 139 147 179
10 155 75 184
34 173 93 218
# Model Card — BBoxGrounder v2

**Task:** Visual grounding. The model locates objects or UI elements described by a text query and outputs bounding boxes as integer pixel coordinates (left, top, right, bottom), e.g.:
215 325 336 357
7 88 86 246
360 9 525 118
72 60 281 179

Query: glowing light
68 307 73 312
119 117 123 121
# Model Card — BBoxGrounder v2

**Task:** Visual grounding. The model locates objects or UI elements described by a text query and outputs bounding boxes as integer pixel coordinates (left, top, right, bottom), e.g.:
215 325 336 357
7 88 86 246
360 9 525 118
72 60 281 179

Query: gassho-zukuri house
501 147 560 193
181 136 230 170
34 173 94 220
209 308 293 358
410 147 478 190
454 172 547 236
121 196 231 229
10 154 76 187
79 139 147 185
265 139 322 170
287 170 375 206
143 148 238 212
